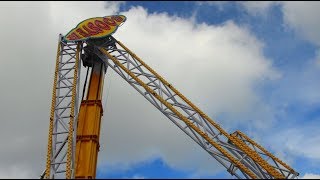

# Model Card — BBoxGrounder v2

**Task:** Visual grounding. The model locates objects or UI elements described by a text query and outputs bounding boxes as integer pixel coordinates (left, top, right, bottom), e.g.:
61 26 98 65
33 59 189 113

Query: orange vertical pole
75 59 105 179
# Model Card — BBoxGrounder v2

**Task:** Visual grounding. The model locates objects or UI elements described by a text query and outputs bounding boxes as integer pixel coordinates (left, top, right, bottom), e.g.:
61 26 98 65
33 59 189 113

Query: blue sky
95 1 320 179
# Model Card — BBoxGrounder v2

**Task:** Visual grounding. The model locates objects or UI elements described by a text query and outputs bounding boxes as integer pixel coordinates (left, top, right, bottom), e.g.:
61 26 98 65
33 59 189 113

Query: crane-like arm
90 36 299 179
44 34 299 179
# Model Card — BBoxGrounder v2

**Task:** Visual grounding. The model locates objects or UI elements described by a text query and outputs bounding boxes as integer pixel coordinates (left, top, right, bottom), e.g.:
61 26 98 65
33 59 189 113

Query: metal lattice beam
42 34 299 179
230 131 299 179
44 35 82 179
90 36 299 179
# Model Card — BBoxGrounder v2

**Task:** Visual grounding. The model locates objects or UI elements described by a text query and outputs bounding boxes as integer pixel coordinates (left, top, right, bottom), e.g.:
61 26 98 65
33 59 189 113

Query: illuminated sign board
64 15 126 42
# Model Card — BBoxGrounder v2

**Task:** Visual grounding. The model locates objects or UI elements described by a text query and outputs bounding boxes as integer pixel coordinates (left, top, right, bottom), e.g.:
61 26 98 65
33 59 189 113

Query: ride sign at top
64 15 126 42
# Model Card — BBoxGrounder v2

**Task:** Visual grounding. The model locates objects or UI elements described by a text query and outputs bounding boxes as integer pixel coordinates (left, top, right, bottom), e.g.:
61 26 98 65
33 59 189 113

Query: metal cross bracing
230 131 299 179
88 36 299 179
44 35 82 179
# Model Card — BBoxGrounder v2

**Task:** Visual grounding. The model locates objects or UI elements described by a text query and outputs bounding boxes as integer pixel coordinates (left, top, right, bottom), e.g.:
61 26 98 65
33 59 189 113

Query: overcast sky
0 1 320 179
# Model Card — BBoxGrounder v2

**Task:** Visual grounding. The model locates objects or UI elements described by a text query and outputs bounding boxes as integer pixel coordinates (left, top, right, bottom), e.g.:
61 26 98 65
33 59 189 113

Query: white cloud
204 2 320 49
316 50 320 67
0 1 123 178
267 124 320 160
0 1 280 178
202 1 279 16
132 174 145 179
238 1 320 111
98 5 279 176
123 174 145 179
241 2 320 47
48 1 124 34
273 2 320 107
239 1 279 16
196 1 228 11
301 173 320 179
281 2 320 46
0 166 34 179
269 55 320 108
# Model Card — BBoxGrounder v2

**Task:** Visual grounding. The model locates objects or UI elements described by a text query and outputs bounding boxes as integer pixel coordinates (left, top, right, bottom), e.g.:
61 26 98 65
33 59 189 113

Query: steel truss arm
45 35 82 179
91 36 298 179
230 131 299 179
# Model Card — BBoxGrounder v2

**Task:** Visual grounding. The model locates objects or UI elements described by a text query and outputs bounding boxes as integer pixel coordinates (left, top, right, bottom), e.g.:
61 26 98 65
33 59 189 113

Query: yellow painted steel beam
99 47 259 179
45 38 62 179
66 43 81 179
75 59 105 179
231 131 297 174
114 41 285 179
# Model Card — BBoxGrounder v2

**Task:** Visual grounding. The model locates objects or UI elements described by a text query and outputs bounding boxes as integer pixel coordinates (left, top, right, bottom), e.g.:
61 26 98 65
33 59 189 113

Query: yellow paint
99 47 259 179
100 42 287 179
232 131 297 174
45 37 62 179
66 43 81 179
114 41 287 179
75 60 105 179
